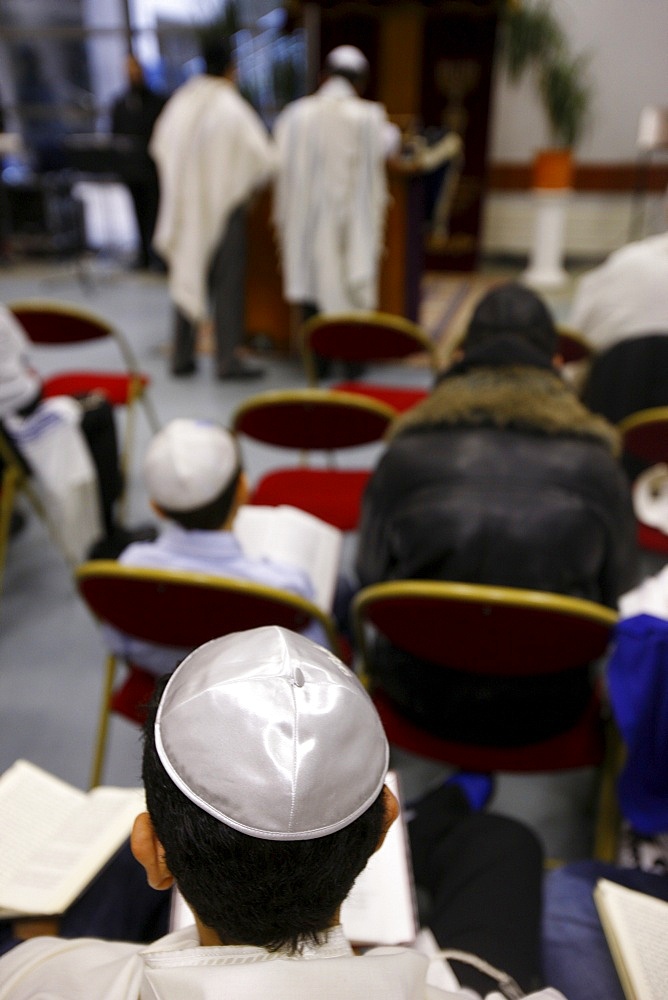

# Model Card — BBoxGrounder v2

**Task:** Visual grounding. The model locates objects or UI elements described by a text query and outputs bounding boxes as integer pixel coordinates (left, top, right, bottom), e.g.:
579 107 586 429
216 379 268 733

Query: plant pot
532 148 574 190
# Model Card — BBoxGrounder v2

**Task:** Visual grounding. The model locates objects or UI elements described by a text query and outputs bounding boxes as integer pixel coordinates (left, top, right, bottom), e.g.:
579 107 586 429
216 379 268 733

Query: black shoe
171 361 197 377
217 359 265 380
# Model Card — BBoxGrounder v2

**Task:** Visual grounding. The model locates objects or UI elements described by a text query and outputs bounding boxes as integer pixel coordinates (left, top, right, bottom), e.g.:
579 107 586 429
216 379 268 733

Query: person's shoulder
354 96 390 119
274 93 313 125
0 935 144 998
222 84 268 128
118 536 162 567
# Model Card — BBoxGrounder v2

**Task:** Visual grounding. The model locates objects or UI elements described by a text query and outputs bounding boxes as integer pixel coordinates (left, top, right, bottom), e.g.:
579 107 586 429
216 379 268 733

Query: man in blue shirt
106 418 327 672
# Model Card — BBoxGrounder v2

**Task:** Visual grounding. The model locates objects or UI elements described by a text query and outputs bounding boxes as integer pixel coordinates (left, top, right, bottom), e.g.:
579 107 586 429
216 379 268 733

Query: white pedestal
522 189 571 290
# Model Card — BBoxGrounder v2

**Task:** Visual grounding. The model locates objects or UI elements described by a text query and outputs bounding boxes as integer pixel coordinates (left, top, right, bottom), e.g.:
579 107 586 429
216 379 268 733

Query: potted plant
499 0 592 188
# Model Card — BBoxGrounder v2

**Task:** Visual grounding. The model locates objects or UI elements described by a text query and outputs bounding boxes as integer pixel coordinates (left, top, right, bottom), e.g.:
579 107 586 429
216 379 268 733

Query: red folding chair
619 407 668 555
76 560 344 787
353 579 618 771
232 388 395 531
300 311 437 414
9 299 160 484
556 323 595 364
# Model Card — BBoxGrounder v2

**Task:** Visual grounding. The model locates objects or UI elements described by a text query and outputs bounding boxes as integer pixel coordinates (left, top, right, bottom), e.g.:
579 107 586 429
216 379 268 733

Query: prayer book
170 770 418 947
339 769 418 946
594 877 668 1000
0 759 144 918
233 504 343 612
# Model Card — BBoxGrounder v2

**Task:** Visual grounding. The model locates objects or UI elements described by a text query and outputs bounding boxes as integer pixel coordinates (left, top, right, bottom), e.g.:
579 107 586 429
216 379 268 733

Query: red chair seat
42 371 150 406
372 688 605 772
333 381 428 414
637 520 668 555
249 468 371 531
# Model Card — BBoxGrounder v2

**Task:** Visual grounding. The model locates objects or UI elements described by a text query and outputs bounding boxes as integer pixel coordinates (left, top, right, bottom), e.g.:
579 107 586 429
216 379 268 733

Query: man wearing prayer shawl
273 45 400 320
150 36 275 380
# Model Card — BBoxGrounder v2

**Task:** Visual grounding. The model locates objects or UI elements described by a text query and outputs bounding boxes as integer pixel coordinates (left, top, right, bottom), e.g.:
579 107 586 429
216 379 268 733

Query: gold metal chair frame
618 404 668 438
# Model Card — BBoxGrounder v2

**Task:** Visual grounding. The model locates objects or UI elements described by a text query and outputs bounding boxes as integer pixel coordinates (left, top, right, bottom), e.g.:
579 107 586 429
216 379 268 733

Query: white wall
482 0 668 262
488 0 668 163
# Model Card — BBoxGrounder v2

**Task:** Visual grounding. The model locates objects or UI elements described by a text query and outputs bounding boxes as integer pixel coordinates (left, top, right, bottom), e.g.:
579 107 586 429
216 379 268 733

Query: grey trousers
172 204 247 373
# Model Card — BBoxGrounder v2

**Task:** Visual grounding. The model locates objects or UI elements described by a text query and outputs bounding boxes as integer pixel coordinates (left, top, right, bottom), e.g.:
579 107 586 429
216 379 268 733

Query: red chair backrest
556 329 593 364
233 391 395 451
77 565 314 648
620 412 668 464
358 585 616 677
10 304 112 346
306 316 431 363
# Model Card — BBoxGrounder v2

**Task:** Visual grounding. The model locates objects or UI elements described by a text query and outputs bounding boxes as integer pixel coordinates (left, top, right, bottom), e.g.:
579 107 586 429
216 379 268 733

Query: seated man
355 282 638 745
0 626 563 999
0 302 152 561
569 227 668 352
105 418 328 673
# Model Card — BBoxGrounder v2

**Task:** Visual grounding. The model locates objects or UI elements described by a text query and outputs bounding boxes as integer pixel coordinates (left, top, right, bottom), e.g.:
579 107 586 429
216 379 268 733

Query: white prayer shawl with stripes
150 75 275 324
273 77 392 314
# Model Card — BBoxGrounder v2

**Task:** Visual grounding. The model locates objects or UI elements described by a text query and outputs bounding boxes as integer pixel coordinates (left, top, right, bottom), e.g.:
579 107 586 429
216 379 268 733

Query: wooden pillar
377 6 424 125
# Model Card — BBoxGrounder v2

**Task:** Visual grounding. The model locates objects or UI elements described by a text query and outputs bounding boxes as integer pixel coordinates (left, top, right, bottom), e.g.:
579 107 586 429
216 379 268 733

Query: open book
0 760 144 918
594 877 668 1000
233 504 342 613
169 770 418 947
339 769 418 946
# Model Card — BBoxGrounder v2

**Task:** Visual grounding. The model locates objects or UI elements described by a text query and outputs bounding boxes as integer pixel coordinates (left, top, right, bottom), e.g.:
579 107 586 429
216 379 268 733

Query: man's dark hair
201 34 233 77
157 466 242 531
142 675 386 953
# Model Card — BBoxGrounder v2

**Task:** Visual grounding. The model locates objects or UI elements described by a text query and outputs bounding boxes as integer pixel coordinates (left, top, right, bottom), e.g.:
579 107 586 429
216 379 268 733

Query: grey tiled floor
0 257 616 861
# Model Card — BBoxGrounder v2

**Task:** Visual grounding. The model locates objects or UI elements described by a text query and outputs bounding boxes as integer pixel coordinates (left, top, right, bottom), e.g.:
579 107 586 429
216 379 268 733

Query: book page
595 878 668 1000
340 771 418 946
0 760 144 917
233 505 342 612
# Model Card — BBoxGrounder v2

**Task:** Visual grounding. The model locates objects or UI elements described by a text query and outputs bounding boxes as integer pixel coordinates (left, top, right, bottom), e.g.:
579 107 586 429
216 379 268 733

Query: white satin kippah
143 418 238 511
326 45 369 75
154 626 389 840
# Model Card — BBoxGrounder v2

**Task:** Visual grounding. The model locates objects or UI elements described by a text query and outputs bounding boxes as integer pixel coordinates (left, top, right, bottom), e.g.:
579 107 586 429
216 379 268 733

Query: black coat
355 362 638 745
111 84 166 183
